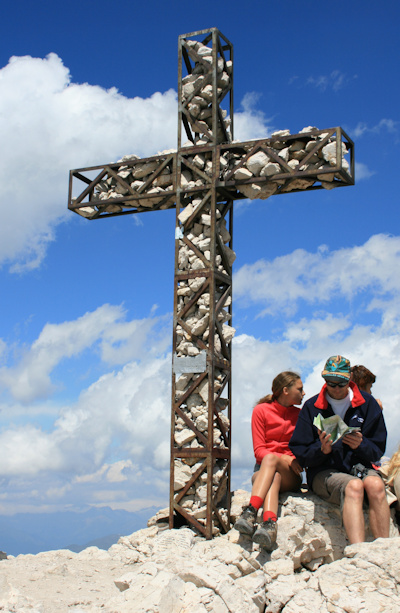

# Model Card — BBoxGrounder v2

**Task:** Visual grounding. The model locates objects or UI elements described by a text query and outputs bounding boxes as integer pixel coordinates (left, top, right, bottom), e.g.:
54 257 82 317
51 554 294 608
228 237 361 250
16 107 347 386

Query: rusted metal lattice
68 28 354 539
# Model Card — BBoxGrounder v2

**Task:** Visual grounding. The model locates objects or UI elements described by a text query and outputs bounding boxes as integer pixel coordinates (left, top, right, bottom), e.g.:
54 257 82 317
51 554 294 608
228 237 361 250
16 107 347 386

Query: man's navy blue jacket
289 381 387 488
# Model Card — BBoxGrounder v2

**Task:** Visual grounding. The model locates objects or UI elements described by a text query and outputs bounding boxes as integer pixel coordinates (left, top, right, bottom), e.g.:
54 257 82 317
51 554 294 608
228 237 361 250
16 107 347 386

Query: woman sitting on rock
234 371 304 550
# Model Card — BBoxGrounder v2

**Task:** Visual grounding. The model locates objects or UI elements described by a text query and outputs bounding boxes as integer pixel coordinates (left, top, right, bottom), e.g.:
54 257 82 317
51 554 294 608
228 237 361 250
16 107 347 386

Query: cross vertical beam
171 29 234 538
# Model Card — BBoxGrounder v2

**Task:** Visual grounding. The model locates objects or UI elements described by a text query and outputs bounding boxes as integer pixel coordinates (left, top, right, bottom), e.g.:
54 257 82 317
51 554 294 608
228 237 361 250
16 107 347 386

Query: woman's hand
319 430 332 454
342 431 363 449
290 458 303 476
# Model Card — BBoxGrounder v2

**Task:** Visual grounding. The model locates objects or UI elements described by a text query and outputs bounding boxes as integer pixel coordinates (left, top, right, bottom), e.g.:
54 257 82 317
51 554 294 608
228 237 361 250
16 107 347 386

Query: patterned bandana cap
322 355 351 381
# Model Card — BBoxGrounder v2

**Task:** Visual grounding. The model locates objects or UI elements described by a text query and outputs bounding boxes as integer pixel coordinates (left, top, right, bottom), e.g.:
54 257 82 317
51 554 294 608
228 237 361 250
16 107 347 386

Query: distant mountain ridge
0 505 161 556
66 533 123 553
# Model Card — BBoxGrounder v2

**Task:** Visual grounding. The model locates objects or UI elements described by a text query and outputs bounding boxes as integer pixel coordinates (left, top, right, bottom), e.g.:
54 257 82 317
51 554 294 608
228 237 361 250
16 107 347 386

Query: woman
350 364 382 408
234 371 304 550
378 445 400 511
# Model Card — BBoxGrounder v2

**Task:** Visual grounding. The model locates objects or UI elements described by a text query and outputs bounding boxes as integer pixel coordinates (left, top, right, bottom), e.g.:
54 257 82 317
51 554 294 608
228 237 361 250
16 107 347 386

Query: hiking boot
234 504 258 536
252 519 277 551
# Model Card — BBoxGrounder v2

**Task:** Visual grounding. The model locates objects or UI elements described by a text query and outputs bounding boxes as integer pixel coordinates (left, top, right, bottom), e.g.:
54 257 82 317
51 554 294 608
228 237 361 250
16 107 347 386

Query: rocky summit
1 489 399 612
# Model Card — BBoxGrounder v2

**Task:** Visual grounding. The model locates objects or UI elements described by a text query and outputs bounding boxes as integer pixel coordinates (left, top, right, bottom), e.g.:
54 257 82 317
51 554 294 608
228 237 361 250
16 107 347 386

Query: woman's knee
260 454 279 469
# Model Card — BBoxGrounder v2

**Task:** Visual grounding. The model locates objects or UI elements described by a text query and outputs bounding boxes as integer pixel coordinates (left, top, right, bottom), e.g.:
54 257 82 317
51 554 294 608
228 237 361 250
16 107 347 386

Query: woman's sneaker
234 504 258 536
252 519 277 550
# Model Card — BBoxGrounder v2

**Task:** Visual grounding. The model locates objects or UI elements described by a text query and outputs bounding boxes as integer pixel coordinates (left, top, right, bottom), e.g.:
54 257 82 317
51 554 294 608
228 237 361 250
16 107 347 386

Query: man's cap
321 355 351 381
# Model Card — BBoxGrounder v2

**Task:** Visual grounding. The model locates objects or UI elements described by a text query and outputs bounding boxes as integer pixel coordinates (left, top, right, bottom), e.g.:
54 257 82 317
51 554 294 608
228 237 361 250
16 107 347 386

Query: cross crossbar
69 127 353 219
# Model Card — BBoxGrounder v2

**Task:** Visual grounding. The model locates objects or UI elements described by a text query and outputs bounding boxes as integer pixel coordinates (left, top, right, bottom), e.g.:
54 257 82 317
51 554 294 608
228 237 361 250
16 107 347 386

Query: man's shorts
312 468 382 509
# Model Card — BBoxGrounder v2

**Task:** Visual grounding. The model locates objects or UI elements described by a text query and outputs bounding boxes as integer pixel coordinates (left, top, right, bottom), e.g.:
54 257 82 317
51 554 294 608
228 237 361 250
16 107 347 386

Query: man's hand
290 458 303 476
342 431 363 449
319 430 332 454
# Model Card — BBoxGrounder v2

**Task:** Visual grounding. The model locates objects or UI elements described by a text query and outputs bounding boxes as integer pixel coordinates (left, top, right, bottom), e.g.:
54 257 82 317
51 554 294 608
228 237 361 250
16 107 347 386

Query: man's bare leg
364 476 390 539
342 479 365 543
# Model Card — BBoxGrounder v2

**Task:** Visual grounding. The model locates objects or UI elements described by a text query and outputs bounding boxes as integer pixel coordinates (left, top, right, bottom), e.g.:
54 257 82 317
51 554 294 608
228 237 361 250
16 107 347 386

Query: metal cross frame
68 28 354 539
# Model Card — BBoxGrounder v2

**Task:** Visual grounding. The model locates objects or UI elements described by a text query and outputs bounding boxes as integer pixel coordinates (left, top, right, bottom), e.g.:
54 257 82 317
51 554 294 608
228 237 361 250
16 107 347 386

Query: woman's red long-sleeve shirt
251 400 300 465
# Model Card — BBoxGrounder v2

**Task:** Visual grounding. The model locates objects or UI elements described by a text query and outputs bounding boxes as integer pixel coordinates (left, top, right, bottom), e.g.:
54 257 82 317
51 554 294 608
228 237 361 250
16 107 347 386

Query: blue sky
0 0 399 517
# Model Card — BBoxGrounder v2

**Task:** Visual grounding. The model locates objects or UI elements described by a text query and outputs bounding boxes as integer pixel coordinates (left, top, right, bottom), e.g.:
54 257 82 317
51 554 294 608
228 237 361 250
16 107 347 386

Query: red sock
263 511 277 522
249 496 263 510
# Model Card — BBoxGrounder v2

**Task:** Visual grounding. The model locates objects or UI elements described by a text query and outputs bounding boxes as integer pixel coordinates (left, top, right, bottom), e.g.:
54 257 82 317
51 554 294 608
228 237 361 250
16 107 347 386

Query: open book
313 414 360 445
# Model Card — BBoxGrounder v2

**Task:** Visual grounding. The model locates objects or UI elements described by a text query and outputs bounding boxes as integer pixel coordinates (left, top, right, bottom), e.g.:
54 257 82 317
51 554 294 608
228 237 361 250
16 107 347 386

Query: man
289 355 390 544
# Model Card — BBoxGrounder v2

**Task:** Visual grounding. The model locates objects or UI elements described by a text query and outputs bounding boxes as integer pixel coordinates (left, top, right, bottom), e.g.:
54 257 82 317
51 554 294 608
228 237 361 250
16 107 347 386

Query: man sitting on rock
289 355 390 544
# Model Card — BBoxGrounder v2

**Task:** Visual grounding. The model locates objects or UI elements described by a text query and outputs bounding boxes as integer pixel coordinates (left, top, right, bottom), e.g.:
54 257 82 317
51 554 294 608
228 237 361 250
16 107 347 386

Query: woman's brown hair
350 365 376 390
256 371 301 405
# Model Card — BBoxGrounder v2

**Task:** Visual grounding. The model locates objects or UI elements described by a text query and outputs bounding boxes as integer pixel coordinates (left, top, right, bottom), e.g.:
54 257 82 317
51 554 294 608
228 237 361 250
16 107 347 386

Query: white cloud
1 245 400 512
0 424 63 475
0 53 178 272
0 352 171 480
234 234 400 316
353 118 398 139
0 53 274 273
100 313 171 365
355 161 375 180
74 460 136 484
305 70 355 92
234 92 274 141
0 304 170 403
300 70 357 92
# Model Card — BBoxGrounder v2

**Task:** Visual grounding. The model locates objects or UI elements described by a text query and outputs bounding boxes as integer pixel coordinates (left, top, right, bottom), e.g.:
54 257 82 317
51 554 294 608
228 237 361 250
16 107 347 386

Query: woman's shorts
312 468 382 509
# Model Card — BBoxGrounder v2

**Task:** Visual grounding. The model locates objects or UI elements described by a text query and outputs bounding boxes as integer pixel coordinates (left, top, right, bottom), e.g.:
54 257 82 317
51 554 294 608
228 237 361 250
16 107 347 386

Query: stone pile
76 126 351 219
173 189 234 528
77 151 177 218
1 489 399 612
175 199 235 356
181 37 232 144
223 127 351 200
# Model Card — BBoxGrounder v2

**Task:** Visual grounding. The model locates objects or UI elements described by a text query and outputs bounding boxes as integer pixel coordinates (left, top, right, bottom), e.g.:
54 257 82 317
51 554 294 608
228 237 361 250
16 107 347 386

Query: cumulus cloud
233 234 400 316
0 53 178 272
74 460 136 484
0 53 273 273
0 304 170 403
1 232 400 512
0 352 171 477
234 92 274 141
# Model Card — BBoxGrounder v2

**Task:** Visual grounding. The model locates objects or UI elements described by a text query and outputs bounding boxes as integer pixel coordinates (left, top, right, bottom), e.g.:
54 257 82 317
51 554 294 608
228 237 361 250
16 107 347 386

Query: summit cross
68 27 354 539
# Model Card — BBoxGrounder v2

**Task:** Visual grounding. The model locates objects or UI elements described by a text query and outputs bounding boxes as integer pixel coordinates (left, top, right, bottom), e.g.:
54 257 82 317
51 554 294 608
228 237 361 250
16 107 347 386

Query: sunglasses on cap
325 380 349 388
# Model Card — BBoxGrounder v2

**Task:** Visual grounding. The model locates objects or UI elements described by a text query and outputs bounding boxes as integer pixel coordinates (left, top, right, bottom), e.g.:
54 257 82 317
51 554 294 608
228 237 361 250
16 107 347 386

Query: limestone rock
175 428 196 446
1 499 399 612
245 151 270 176
174 461 192 490
234 166 253 180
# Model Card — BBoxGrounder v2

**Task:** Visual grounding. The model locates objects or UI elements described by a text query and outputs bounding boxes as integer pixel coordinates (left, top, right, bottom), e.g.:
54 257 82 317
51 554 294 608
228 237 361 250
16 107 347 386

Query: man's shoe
252 519 277 550
234 504 258 536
